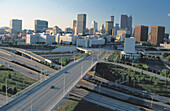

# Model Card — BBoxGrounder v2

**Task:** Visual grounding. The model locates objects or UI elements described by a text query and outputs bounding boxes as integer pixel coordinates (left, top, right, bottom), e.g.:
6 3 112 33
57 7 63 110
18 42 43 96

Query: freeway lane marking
23 77 65 111
9 58 91 111
22 61 86 111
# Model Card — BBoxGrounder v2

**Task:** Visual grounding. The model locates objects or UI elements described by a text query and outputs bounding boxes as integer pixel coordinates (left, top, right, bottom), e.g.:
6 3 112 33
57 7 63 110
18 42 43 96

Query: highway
0 47 60 67
0 53 98 111
71 87 141 111
0 47 46 62
0 57 47 80
0 49 56 75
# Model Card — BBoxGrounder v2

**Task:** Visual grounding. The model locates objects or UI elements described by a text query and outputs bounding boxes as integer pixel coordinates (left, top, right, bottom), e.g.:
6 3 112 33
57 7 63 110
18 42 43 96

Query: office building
72 20 77 34
121 14 133 35
56 34 78 45
76 37 105 48
34 20 48 33
150 26 165 46
89 28 95 35
26 33 55 45
53 26 62 34
120 37 141 59
124 38 135 53
100 24 105 35
128 15 132 35
105 21 113 35
135 25 148 42
71 20 77 29
121 15 128 29
114 23 119 36
10 19 22 33
91 21 98 32
77 14 86 35
110 16 114 28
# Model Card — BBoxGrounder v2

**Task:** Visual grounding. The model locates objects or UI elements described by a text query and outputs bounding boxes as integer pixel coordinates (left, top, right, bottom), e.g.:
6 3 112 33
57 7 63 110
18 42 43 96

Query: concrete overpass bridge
0 47 52 63
0 51 103 111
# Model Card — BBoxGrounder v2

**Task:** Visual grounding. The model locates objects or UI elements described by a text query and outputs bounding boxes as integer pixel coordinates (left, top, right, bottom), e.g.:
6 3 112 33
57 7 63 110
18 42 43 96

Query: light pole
31 100 33 111
81 61 84 78
91 51 93 66
63 74 65 98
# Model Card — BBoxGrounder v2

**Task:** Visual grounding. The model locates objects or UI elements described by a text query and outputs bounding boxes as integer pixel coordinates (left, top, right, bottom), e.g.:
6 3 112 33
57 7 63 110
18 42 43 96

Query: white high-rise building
10 19 22 33
91 21 98 32
124 37 135 53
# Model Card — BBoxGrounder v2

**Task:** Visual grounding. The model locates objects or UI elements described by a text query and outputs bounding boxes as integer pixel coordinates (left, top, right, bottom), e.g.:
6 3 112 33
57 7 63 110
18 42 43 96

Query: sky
0 0 170 34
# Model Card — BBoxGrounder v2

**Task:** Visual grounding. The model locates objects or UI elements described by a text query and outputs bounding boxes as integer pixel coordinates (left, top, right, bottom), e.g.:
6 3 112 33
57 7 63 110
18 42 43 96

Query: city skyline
0 0 169 34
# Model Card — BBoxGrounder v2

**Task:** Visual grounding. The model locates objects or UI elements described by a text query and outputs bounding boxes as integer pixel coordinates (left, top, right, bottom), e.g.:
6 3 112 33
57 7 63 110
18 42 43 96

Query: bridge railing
8 54 92 102
9 77 48 102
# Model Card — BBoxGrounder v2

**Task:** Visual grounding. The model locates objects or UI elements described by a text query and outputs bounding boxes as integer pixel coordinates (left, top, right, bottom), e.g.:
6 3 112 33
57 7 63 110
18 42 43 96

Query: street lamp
98 81 103 94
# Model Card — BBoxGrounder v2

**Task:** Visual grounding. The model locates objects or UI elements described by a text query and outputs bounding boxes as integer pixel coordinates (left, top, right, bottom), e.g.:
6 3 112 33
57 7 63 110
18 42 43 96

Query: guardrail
7 54 92 102
9 77 48 102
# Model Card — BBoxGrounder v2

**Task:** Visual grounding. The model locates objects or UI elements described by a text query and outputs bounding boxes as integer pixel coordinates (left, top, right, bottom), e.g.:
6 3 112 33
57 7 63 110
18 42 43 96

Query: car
139 108 146 111
50 86 54 89
65 71 69 74
142 90 148 93
28 72 32 74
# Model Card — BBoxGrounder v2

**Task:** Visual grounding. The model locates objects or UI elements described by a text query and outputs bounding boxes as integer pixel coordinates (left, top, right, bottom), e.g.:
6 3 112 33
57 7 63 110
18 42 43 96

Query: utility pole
5 79 8 103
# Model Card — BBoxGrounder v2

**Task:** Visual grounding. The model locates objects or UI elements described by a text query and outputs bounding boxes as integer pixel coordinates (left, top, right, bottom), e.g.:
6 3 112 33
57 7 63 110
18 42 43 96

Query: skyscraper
10 19 22 33
135 25 148 42
71 20 77 29
91 21 98 32
150 26 165 46
72 20 77 34
105 21 113 35
121 14 133 35
114 23 119 36
34 20 48 33
100 24 105 35
121 15 128 29
77 14 86 35
110 16 114 28
128 15 132 35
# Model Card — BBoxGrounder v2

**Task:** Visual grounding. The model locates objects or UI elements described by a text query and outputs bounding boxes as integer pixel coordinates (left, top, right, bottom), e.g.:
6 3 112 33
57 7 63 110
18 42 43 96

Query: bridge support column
91 65 96 71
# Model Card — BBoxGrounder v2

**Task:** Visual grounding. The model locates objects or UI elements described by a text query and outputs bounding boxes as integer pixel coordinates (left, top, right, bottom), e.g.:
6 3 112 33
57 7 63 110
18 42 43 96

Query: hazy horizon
0 0 169 33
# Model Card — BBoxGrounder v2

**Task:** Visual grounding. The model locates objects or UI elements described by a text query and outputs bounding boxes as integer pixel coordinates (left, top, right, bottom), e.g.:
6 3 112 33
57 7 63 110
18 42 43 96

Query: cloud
168 14 170 16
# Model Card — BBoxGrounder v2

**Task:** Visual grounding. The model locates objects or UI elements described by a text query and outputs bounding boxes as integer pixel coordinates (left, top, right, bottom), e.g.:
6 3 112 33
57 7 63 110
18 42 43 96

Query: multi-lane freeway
0 53 98 111
0 57 46 80
0 49 56 75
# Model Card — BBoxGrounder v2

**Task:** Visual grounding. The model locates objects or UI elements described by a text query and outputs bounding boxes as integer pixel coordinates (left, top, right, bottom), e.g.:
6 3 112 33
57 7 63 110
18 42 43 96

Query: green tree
13 87 17 94
166 55 170 62
160 69 168 77
50 64 53 68
162 53 169 58
154 81 158 86
8 73 11 79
